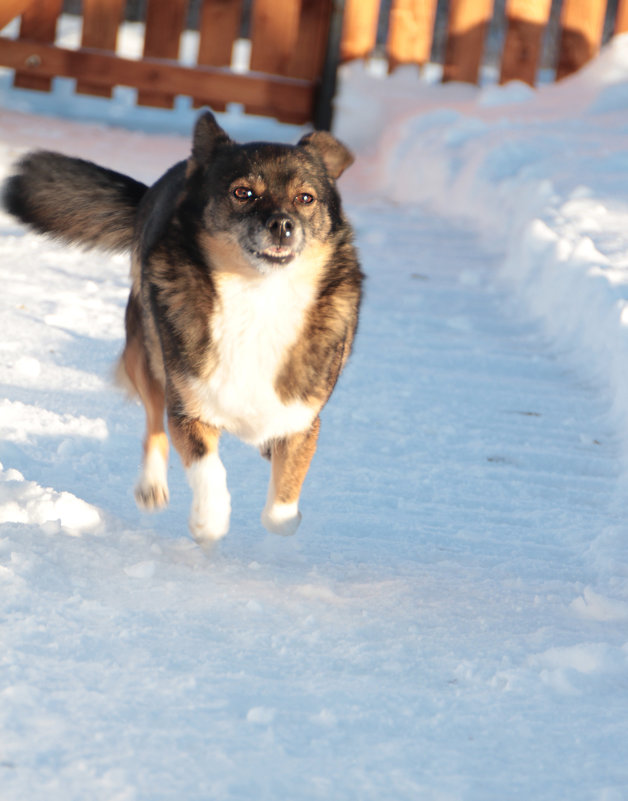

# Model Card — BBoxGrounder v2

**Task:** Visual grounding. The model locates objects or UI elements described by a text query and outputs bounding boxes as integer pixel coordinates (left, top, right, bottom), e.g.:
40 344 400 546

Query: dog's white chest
192 268 317 445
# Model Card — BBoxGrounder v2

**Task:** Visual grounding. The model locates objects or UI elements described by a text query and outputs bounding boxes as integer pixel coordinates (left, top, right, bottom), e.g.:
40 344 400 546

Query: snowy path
2 160 627 799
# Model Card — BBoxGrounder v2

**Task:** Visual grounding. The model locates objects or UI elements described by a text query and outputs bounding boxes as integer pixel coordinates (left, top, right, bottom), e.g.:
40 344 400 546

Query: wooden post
499 0 552 85
442 0 495 84
138 0 188 107
314 0 344 129
77 0 125 97
340 0 380 62
195 0 244 110
13 0 62 91
387 0 438 71
556 0 608 80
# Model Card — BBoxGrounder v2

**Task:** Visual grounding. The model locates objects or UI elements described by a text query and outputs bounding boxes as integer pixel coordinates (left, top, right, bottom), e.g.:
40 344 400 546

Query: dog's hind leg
262 417 320 536
120 299 170 510
134 378 169 510
168 415 231 543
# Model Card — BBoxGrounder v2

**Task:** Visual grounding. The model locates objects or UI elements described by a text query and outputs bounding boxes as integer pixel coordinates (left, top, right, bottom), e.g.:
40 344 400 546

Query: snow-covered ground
2 32 628 801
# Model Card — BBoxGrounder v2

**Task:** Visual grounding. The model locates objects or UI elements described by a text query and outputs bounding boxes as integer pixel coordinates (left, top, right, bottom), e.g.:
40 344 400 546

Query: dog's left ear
191 111 233 164
298 131 354 179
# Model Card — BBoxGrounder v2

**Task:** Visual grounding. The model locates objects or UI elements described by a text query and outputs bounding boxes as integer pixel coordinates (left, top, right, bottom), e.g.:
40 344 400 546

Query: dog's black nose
266 213 294 243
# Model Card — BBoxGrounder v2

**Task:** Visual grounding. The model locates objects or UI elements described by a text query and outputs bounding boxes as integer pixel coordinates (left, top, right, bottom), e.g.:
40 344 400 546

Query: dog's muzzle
252 212 302 266
266 213 294 245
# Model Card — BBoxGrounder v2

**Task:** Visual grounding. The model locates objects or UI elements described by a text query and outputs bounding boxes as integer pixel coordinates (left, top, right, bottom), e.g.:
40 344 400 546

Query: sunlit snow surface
2 35 628 801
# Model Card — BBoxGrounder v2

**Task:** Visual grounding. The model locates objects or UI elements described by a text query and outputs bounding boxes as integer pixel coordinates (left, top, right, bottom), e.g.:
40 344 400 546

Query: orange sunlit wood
443 0 495 83
340 0 380 61
500 0 552 85
387 0 438 70
556 0 608 79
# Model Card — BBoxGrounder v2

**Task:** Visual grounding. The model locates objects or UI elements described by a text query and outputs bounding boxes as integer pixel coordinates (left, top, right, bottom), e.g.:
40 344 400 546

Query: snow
2 31 628 801
336 38 628 459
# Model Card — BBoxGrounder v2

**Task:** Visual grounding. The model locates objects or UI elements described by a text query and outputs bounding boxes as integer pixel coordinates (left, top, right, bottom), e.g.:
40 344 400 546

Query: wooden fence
343 0 628 84
0 0 335 126
0 0 627 129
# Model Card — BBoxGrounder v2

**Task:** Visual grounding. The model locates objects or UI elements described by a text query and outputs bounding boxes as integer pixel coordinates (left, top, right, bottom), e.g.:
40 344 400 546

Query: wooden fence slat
0 0 35 31
499 0 552 85
556 0 608 80
0 37 315 122
138 0 188 108
387 0 438 71
615 0 628 32
195 0 243 110
247 0 301 116
249 0 301 75
291 0 332 81
340 0 380 62
442 0 495 83
77 0 125 97
13 0 62 91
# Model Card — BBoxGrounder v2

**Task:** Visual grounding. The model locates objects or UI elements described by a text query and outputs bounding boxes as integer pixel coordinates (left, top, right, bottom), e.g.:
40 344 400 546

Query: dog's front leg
262 417 321 536
168 415 231 542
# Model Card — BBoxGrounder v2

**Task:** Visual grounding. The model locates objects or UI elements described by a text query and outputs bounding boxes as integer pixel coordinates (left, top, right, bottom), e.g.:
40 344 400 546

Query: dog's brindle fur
3 112 362 541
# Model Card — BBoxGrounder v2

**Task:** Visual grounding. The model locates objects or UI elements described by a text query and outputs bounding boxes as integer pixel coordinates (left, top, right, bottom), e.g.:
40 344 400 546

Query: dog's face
185 113 354 275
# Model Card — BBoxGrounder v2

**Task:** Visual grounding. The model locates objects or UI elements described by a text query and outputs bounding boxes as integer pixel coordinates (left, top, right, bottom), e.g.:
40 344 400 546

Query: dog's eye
294 193 315 205
233 186 255 201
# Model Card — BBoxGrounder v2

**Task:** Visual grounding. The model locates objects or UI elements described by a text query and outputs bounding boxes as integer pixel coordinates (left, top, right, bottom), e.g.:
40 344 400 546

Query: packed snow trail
2 131 627 801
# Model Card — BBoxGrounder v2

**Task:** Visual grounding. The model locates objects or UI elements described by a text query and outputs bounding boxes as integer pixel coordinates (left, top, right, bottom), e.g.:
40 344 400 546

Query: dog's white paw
189 495 231 542
187 454 231 543
135 481 170 510
135 449 169 510
261 502 302 536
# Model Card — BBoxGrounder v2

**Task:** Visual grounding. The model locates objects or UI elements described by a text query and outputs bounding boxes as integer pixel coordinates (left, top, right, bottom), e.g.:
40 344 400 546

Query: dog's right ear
190 111 233 165
298 131 354 179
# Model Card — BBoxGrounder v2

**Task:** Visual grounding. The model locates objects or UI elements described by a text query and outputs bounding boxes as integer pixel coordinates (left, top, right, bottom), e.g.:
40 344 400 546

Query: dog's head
185 112 354 275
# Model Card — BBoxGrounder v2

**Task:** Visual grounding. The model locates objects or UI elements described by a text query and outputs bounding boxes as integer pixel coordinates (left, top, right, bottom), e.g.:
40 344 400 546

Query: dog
3 111 363 542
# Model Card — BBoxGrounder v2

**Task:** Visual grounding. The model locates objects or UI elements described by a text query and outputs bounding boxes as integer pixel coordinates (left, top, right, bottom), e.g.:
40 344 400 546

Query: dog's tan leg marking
122 336 169 510
262 417 320 536
168 416 231 542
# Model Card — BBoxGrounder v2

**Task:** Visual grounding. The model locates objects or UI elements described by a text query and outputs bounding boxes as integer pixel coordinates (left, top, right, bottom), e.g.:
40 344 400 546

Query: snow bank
0 462 101 535
336 35 628 459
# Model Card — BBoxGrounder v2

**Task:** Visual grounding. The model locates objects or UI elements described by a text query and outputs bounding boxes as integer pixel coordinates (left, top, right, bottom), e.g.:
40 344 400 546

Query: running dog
3 112 363 542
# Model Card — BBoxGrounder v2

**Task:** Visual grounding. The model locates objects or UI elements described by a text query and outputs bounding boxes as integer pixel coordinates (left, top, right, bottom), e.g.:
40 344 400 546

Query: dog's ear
298 131 354 179
191 111 232 164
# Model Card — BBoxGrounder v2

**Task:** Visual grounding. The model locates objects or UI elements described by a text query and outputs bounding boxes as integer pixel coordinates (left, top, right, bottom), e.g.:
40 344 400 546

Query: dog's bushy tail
3 151 148 252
